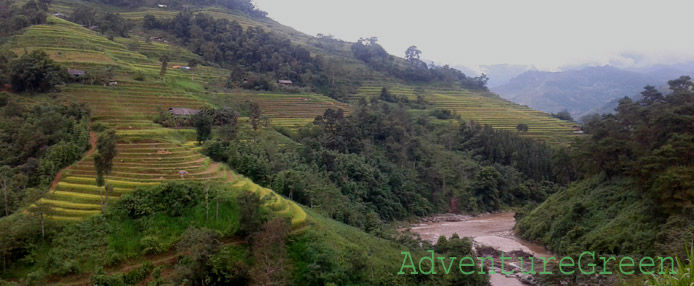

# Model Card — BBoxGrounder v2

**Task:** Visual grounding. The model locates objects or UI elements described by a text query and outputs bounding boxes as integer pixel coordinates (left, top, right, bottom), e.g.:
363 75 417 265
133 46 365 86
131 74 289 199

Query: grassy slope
516 176 661 257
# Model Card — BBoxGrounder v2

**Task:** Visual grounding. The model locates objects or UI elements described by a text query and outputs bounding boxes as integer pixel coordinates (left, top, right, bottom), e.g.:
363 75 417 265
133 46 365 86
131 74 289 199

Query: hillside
492 65 665 119
516 80 694 264
45 0 580 145
2 0 657 284
354 82 579 145
0 3 495 285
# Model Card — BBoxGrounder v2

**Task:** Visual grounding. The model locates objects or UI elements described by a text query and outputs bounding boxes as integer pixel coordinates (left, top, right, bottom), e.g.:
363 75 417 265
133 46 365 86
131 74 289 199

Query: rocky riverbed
403 212 553 286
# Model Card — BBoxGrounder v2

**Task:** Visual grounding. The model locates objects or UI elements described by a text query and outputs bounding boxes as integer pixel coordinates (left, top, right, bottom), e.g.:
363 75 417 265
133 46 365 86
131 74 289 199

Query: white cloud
253 0 694 70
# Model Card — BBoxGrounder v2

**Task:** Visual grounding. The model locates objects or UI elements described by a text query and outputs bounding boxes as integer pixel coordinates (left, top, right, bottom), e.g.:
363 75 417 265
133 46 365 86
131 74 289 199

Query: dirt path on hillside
53 238 245 286
50 132 97 192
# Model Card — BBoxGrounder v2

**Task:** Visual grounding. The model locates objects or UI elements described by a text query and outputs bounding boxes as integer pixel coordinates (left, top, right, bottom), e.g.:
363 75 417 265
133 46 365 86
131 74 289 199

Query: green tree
249 101 261 136
193 109 213 144
470 167 503 212
405 45 421 62
216 109 239 141
69 6 97 27
0 49 16 86
640 85 664 105
25 188 53 237
551 109 574 121
159 55 169 79
237 191 265 236
516 123 529 132
10 50 67 93
225 65 246 88
188 58 198 80
0 166 12 217
667 76 692 92
172 227 221 283
250 218 289 286
94 130 118 211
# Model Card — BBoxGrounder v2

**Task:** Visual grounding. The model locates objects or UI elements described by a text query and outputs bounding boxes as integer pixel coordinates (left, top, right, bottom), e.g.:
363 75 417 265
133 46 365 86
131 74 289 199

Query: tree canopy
9 50 67 93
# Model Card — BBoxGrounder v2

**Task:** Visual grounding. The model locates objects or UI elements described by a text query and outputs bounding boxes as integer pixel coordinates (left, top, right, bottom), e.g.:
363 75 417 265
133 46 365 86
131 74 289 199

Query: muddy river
406 212 552 286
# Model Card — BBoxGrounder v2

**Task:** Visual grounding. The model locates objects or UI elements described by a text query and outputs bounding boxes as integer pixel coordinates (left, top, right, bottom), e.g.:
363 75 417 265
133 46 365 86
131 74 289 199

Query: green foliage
9 50 68 93
429 108 458 120
0 49 16 86
94 129 118 187
516 123 529 132
0 101 90 216
69 7 133 38
468 167 503 212
90 261 153 286
236 190 266 236
132 70 145 81
0 182 240 279
207 98 557 231
645 247 694 286
351 38 488 89
151 11 312 86
249 218 290 285
517 177 662 256
0 0 47 37
112 182 205 218
193 109 213 144
550 109 574 122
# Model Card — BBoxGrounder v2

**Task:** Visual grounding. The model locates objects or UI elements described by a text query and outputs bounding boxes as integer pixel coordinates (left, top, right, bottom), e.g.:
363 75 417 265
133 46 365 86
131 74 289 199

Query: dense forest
0 0 50 37
141 11 487 100
518 76 694 258
204 94 563 232
0 93 91 218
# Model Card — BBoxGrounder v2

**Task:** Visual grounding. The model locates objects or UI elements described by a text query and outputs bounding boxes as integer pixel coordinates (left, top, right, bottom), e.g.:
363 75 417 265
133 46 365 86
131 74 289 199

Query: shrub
429 108 457 120
123 261 153 284
645 247 694 286
140 235 166 255
112 182 204 219
91 122 109 132
133 70 146 81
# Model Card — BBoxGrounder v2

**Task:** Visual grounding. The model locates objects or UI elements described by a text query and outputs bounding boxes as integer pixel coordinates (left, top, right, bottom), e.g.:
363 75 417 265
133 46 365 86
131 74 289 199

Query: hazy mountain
453 64 535 88
479 64 537 88
491 65 683 118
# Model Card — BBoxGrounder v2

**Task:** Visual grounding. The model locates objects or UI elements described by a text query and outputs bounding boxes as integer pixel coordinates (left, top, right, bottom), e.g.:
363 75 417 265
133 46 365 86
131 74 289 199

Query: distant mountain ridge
491 65 693 119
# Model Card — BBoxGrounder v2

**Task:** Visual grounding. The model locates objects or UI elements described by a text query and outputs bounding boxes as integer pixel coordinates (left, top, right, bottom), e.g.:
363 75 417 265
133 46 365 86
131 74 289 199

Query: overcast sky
253 0 694 71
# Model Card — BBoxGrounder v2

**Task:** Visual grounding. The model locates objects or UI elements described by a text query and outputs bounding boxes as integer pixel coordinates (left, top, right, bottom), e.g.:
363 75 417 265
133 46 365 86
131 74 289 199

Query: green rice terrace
39 79 307 229
11 14 572 228
354 82 582 145
7 18 308 229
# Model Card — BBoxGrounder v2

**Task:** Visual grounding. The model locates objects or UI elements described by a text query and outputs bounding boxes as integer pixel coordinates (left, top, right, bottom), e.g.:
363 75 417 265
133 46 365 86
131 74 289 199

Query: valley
0 0 692 285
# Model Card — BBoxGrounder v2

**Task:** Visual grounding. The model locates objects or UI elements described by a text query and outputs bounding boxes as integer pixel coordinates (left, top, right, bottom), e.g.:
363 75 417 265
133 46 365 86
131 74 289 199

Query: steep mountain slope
0 14 484 286
4 17 307 228
492 65 660 118
49 0 579 145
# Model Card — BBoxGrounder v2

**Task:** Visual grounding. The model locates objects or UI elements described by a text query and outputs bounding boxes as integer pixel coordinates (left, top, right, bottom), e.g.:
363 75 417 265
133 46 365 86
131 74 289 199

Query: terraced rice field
17 18 307 228
354 83 581 145
40 81 307 228
219 92 351 130
63 82 210 130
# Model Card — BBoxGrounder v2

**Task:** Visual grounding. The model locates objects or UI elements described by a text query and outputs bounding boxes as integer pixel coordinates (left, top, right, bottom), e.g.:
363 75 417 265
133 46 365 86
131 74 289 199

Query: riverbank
402 212 552 285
